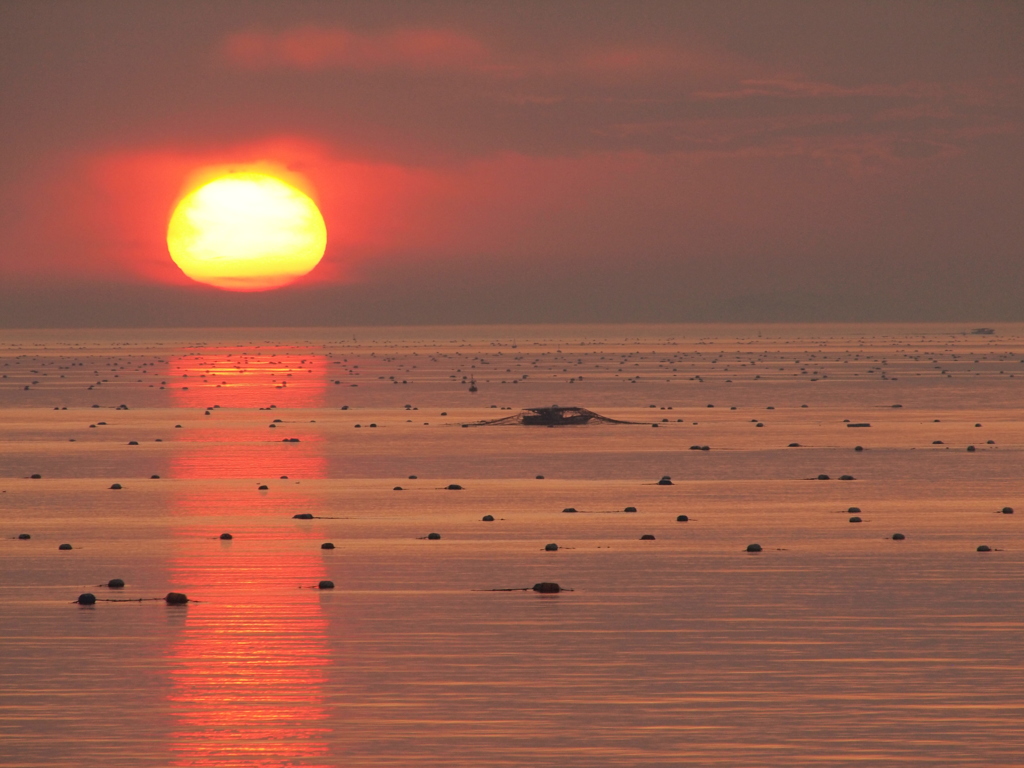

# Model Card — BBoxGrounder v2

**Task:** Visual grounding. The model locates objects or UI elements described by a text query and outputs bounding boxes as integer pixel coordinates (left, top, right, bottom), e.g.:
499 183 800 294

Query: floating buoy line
75 592 194 605
560 507 638 514
475 583 571 593
298 581 335 589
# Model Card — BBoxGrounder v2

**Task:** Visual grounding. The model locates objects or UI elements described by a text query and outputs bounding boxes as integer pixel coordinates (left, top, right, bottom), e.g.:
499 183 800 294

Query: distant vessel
462 406 638 427
970 328 995 335
521 406 595 425
468 377 478 393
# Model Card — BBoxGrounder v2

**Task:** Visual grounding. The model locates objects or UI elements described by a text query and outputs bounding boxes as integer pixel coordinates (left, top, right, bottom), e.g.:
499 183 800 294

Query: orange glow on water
167 172 327 291
170 425 326 481
166 351 336 765
166 350 329 479
167 519 335 767
168 350 329 410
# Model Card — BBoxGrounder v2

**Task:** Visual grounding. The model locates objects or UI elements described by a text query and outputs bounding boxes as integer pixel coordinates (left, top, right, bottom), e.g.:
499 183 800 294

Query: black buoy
817 474 830 480
788 443 801 447
77 593 97 605
30 473 42 479
532 582 560 593
658 476 673 485
128 441 138 445
258 485 269 490
219 533 233 540
446 484 463 490
150 475 160 479
849 516 862 523
892 533 906 540
977 545 992 552
536 475 544 479
967 445 976 452
107 578 125 588
1001 507 1014 514
640 534 656 540
482 515 494 521
427 532 441 540
854 446 864 451
746 543 762 553
318 580 335 589
676 514 688 522
393 486 404 490
562 507 578 513
165 592 189 604
18 533 30 539
624 506 637 512
321 542 335 550
58 543 72 550
848 507 861 513
109 483 122 490
293 513 314 519
839 475 855 481
408 475 418 479
545 543 559 551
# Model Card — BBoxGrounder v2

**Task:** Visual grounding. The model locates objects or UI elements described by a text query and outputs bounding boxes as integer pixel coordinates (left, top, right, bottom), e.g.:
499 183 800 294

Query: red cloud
574 45 752 82
692 78 947 101
222 26 491 72
219 24 754 85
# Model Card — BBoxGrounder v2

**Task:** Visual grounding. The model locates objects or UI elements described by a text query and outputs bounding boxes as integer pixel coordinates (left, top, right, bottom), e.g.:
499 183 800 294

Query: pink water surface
2 325 1023 767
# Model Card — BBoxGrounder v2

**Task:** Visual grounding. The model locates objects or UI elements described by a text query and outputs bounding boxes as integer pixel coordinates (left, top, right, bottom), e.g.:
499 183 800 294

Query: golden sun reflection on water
166 349 335 766
166 351 329 479
171 427 327 480
168 349 329 409
166 548 333 768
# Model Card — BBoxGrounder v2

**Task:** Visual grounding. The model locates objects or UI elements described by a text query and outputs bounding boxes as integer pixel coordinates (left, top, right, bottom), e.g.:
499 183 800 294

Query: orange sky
1 1 1022 325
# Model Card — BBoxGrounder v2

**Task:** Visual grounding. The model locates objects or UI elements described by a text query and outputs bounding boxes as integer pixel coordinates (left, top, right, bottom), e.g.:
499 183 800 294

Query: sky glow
0 2 1021 326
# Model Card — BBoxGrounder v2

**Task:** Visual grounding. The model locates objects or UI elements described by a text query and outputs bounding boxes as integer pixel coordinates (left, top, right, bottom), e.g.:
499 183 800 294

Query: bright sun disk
167 171 327 291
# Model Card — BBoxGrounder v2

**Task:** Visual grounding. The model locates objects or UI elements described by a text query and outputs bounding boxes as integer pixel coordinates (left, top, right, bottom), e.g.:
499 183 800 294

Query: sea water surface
1 324 1023 767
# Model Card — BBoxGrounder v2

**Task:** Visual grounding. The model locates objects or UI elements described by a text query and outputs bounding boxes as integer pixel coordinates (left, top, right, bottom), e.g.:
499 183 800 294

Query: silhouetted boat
521 406 604 425
464 405 638 427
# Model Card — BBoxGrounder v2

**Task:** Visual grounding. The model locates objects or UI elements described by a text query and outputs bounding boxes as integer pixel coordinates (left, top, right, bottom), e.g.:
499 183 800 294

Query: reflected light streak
168 349 329 409
171 429 326 480
167 550 334 767
167 349 329 479
166 346 337 767
169 489 326 541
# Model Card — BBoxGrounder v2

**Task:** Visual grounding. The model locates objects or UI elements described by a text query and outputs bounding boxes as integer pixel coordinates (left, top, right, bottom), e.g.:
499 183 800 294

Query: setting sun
167 172 327 291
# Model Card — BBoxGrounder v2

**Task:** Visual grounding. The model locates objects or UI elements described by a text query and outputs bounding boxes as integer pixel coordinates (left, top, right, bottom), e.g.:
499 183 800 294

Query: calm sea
2 324 1023 767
